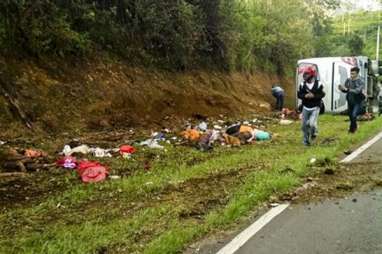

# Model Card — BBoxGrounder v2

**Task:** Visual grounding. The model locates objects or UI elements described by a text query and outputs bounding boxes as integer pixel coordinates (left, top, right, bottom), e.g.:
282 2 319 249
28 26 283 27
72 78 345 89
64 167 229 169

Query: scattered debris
213 125 223 130
119 145 136 159
62 145 90 156
24 149 47 158
197 122 208 132
294 181 318 195
56 156 77 169
281 108 300 120
222 133 241 147
90 147 113 158
254 130 271 141
358 112 375 121
198 130 220 151
181 129 201 142
77 161 109 183
140 139 164 149
1 148 52 172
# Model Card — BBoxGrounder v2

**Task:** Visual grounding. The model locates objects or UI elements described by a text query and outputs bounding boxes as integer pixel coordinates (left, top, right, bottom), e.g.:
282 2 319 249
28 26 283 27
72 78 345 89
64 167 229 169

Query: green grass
1 115 382 254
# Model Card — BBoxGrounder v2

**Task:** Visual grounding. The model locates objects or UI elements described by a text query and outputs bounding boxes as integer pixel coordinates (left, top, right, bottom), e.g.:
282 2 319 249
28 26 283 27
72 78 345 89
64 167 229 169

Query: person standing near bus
297 67 325 146
338 66 365 133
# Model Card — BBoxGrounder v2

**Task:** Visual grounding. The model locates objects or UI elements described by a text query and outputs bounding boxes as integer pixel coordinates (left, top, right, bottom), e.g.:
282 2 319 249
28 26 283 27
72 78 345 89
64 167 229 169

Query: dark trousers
274 93 284 111
348 102 361 132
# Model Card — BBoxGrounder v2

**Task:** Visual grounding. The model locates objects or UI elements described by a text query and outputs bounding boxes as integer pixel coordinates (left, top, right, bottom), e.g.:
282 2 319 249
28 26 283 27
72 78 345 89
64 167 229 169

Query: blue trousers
348 102 361 132
273 93 284 111
301 107 320 145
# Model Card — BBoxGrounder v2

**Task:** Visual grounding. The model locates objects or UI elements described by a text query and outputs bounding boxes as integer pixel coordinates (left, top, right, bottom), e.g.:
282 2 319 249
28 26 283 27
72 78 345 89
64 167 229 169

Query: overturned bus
296 56 381 113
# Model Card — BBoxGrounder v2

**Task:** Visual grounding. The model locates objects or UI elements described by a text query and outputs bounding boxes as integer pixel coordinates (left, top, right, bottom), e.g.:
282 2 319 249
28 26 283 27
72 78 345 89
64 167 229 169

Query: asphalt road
235 135 382 254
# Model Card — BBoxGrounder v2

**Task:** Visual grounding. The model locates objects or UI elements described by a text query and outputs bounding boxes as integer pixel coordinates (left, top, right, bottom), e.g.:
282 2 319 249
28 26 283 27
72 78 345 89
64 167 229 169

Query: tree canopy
3 0 370 73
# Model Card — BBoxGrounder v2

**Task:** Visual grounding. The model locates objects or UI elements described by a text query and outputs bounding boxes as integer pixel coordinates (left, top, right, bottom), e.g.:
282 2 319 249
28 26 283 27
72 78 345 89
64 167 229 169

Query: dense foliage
330 10 381 59
2 0 366 73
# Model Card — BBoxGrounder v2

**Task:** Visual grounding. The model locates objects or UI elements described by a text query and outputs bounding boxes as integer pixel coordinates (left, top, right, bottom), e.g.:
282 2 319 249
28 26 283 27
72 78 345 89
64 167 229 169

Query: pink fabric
56 156 77 169
77 161 109 183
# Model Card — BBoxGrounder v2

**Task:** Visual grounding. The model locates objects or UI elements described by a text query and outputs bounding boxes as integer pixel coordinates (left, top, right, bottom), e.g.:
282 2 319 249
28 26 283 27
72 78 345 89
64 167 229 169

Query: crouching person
297 67 325 146
271 84 285 111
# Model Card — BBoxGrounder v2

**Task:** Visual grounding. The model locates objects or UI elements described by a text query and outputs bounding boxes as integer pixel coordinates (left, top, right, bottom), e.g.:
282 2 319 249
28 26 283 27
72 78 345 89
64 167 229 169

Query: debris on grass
77 161 109 183
56 156 77 169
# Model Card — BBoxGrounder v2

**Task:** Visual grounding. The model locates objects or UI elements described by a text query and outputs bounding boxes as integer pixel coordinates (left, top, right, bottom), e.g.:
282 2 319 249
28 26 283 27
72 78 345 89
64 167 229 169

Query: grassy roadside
1 115 382 254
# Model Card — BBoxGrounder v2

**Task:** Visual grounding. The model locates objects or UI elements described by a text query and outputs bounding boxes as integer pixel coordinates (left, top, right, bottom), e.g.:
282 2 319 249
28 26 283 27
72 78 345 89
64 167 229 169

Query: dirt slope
0 56 294 137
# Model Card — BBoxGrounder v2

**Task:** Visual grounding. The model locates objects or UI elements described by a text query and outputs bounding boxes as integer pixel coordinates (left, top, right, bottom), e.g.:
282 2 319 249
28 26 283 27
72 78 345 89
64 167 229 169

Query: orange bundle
181 129 201 141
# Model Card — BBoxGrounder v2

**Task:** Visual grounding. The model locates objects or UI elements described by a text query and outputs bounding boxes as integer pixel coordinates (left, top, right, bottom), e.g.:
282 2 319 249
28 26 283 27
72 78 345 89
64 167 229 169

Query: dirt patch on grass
280 161 382 203
0 170 76 211
0 165 250 249
159 169 248 219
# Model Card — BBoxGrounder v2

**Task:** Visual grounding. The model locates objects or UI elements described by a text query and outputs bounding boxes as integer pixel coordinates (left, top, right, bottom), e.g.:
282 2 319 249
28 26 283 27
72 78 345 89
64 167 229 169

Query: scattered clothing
24 149 47 158
90 147 113 158
140 139 164 149
223 133 241 146
63 145 90 156
197 122 208 132
119 145 136 154
198 130 221 151
56 156 77 169
77 161 109 183
253 130 271 141
152 132 166 141
119 145 136 159
281 108 300 120
226 124 241 136
181 129 201 141
239 125 253 133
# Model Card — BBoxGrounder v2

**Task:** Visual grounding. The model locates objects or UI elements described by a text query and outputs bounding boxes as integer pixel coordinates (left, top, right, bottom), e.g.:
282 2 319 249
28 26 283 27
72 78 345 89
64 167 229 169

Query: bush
0 0 341 72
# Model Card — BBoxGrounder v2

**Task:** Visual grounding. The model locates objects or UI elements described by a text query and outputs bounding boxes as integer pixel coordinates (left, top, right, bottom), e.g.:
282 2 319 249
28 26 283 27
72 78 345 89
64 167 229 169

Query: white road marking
216 204 289 254
216 131 382 254
341 131 382 163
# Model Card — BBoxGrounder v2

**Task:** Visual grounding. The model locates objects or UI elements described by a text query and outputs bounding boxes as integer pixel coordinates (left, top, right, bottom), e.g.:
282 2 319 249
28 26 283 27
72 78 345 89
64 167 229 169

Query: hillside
0 56 294 139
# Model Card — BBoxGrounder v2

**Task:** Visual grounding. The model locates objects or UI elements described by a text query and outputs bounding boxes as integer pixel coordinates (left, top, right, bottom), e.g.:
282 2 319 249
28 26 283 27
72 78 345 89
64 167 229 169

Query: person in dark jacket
297 67 325 146
271 84 284 111
338 66 365 133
